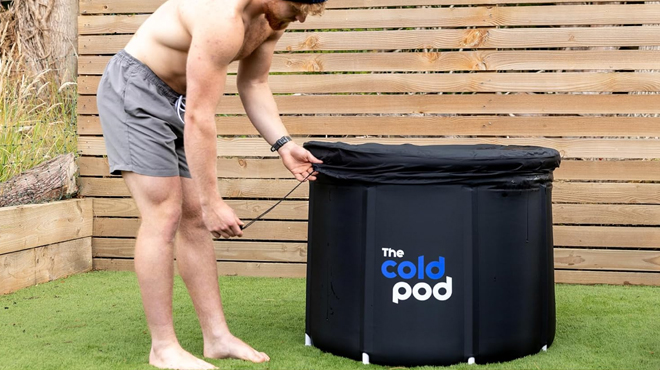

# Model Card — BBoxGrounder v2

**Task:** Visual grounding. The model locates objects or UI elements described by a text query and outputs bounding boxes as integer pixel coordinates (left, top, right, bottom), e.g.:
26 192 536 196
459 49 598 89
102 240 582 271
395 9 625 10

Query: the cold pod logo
381 248 453 304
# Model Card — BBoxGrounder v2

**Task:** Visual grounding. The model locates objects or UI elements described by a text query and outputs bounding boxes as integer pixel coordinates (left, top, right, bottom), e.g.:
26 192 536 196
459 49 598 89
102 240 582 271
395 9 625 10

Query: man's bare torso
124 0 279 94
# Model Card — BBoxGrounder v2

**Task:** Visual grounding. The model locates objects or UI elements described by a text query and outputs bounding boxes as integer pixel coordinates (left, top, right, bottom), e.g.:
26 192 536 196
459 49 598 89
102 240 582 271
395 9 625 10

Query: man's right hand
202 200 244 239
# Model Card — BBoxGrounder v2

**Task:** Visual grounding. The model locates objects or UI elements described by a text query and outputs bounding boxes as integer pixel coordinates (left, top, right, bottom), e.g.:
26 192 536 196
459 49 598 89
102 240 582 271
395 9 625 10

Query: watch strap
270 136 292 152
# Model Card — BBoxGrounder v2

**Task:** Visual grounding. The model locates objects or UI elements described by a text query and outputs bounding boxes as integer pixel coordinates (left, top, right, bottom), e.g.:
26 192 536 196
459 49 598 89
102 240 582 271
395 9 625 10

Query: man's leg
123 172 217 370
176 176 270 363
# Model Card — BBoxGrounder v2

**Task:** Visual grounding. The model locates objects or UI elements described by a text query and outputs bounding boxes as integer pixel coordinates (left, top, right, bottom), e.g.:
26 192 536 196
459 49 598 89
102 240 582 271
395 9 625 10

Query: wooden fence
77 0 660 285
0 199 93 294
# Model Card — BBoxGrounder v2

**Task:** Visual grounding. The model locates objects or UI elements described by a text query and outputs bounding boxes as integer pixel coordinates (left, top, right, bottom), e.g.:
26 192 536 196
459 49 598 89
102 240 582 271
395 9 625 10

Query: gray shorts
96 49 190 178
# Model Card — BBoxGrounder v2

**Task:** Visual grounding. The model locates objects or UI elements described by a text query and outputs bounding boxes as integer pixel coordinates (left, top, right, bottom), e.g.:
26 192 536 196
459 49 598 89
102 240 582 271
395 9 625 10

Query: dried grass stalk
0 0 76 82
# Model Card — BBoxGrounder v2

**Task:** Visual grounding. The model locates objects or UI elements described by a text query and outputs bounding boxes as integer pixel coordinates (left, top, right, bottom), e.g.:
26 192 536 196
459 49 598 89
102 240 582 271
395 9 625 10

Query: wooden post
9 0 79 82
47 0 79 83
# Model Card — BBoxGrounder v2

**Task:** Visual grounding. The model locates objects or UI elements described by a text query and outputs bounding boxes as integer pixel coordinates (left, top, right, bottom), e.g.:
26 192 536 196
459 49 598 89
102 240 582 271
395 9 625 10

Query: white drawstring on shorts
175 95 186 124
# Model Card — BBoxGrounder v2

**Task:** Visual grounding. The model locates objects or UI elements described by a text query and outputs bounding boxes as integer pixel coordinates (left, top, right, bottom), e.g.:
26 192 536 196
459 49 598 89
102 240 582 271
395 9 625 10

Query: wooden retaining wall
0 199 93 295
77 0 660 285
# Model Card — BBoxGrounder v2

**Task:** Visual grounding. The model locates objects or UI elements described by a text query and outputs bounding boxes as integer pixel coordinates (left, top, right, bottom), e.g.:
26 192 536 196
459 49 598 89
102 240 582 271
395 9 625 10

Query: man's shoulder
180 0 249 36
185 0 250 16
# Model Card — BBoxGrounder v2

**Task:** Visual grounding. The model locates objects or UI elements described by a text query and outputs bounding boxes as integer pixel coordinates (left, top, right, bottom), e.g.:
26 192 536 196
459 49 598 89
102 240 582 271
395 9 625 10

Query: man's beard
264 11 290 30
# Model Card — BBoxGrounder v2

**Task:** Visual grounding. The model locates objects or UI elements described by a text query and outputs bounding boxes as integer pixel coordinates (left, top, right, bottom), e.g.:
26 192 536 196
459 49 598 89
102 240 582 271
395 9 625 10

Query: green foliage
0 272 658 370
0 70 77 182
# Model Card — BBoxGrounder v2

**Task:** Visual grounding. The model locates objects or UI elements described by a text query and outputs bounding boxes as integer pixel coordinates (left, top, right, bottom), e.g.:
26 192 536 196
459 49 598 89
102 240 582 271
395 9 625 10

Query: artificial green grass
0 271 658 370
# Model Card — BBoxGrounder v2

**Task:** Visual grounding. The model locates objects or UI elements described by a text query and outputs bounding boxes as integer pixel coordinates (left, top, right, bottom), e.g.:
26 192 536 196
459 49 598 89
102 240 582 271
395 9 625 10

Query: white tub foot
362 353 370 365
305 334 313 347
468 357 476 365
542 345 548 352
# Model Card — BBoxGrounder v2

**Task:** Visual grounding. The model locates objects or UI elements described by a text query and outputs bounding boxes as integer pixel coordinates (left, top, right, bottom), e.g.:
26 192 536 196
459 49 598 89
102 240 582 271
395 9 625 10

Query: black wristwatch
270 136 292 152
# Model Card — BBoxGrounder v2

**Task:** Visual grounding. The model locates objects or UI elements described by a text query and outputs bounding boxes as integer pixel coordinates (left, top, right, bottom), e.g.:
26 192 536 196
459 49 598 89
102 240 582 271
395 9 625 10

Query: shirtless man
96 0 326 369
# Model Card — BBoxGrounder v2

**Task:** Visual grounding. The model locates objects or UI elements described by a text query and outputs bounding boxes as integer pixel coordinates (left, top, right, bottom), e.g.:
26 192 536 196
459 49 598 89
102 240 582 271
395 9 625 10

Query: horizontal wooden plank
0 199 94 255
79 0 632 15
35 238 93 283
88 225 660 250
554 204 660 226
79 157 294 178
555 248 660 272
90 237 660 272
1 238 93 295
77 156 660 182
82 179 309 198
91 208 660 231
77 51 660 75
217 261 306 278
93 238 307 262
78 156 112 176
88 197 660 248
554 160 660 182
77 72 660 95
553 182 660 205
79 14 144 34
93 258 307 278
0 249 35 295
77 115 660 137
555 270 660 286
77 27 660 55
93 218 135 238
84 186 660 247
78 178 130 197
84 177 660 206
77 136 660 159
78 6 660 35
85 179 660 205
554 226 660 249
93 198 309 219
294 5 660 29
78 94 660 115
94 219 309 240
92 201 660 242
92 198 138 217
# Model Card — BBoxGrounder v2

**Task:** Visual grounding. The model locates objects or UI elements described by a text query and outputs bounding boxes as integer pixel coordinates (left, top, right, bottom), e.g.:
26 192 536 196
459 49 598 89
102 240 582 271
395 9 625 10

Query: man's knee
142 202 183 242
180 204 205 231
179 177 207 233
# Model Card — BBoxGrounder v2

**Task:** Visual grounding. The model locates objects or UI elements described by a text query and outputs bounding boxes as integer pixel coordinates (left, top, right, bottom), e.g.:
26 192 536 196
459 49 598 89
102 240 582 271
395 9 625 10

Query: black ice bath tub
304 142 561 367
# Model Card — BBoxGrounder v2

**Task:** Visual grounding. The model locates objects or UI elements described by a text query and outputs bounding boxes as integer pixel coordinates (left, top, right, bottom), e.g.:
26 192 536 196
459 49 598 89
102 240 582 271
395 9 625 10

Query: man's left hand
278 142 323 182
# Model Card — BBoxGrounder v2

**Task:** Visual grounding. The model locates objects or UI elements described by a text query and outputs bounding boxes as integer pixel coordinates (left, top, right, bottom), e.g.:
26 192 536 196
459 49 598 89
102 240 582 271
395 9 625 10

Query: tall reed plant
0 53 77 183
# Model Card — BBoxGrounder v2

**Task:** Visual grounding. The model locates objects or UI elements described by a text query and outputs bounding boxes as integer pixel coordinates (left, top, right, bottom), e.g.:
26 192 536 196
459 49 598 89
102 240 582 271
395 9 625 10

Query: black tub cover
304 142 561 186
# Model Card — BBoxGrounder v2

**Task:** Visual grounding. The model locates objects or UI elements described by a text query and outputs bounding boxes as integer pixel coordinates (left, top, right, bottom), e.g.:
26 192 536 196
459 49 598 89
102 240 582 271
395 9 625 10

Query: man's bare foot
150 343 217 369
204 334 270 363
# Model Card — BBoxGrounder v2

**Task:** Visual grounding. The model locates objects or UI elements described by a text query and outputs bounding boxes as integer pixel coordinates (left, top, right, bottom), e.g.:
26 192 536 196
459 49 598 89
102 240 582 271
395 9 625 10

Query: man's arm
184 9 245 238
237 34 322 181
237 33 290 146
